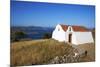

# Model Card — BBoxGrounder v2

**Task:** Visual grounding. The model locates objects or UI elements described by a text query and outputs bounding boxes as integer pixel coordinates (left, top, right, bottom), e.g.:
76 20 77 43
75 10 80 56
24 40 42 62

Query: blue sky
11 1 95 28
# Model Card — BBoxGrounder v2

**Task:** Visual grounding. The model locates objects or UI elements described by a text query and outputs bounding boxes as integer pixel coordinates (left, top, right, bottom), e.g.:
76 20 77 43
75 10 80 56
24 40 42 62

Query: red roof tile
72 26 89 32
60 24 68 31
60 24 89 32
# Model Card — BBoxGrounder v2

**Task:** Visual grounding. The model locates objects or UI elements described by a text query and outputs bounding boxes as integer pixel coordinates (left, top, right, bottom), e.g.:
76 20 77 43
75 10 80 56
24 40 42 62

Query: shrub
11 31 27 42
43 33 52 39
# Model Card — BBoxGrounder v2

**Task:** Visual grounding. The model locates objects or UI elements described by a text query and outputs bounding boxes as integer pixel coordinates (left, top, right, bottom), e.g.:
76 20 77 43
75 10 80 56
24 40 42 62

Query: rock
49 48 85 64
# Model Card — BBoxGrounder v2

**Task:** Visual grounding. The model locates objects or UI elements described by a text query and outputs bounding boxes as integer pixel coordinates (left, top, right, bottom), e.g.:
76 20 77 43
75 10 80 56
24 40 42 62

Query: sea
11 26 54 40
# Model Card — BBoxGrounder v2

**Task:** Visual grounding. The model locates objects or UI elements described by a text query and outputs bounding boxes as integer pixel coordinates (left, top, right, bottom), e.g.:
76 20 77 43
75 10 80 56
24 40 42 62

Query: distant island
11 26 54 42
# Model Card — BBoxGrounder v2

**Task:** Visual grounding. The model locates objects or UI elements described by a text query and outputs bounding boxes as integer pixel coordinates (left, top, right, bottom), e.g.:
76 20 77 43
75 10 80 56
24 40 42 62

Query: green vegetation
43 33 52 39
92 28 95 41
11 31 27 42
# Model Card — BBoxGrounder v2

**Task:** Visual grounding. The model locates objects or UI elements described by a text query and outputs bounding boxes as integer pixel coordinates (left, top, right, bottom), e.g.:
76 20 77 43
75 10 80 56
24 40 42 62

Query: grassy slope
76 43 95 62
11 39 95 66
11 39 74 66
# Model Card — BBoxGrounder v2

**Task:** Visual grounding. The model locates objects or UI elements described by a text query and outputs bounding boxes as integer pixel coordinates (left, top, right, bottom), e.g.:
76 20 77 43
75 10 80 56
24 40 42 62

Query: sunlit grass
11 39 74 66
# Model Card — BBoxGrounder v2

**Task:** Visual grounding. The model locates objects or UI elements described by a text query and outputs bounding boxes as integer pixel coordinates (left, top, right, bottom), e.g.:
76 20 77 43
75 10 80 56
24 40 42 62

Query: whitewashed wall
71 33 77 44
65 32 68 42
52 25 94 45
52 24 66 42
72 32 94 45
65 26 74 42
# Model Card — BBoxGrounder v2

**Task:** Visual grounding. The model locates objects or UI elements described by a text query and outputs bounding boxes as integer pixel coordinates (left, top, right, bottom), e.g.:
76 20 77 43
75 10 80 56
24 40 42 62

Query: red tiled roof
60 24 89 32
60 24 68 31
72 26 89 32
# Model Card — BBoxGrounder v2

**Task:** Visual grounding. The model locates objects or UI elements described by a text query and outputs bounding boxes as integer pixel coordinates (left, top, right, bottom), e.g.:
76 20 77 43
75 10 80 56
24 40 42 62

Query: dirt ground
72 43 95 62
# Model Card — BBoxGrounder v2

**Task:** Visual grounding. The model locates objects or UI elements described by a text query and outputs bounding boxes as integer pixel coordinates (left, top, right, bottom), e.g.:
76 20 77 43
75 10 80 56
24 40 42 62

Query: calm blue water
11 26 54 39
26 30 52 39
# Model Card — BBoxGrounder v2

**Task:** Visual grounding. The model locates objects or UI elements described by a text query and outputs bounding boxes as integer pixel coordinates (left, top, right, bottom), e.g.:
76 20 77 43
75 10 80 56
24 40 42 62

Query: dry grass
11 39 95 66
76 43 95 62
11 39 74 66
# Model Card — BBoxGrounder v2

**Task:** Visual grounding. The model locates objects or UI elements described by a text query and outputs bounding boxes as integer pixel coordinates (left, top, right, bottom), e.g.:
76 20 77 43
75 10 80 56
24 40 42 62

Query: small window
69 27 71 31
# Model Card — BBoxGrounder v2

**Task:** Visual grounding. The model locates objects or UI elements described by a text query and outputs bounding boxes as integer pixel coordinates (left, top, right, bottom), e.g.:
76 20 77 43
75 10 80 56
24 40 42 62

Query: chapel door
69 34 72 43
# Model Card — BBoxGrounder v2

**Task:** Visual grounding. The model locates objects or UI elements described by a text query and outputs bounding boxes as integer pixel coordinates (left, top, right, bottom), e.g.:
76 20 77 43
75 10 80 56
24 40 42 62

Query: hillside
11 39 95 66
11 26 54 42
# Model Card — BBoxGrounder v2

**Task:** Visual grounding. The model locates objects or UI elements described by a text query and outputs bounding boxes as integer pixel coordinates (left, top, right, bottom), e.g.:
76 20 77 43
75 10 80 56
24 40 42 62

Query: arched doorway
69 34 72 43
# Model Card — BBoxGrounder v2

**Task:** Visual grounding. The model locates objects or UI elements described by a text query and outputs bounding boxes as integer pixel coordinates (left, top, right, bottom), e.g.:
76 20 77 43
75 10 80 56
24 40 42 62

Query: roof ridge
59 24 89 32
